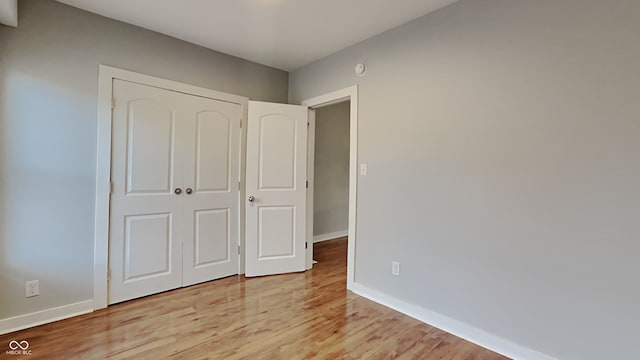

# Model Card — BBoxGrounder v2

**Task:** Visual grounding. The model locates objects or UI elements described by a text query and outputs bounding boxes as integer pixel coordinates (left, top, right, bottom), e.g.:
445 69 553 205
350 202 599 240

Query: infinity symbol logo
9 340 29 350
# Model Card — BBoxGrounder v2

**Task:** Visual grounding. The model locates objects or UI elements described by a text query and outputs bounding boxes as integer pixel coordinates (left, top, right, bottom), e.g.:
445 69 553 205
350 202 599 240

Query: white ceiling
55 0 459 71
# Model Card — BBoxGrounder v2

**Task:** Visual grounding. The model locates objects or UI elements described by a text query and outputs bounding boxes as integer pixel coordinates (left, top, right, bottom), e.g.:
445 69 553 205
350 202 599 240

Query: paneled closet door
109 80 186 304
181 96 241 286
109 79 240 304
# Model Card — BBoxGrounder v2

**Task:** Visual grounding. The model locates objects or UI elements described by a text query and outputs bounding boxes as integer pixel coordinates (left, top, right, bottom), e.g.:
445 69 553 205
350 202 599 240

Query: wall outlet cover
25 280 39 298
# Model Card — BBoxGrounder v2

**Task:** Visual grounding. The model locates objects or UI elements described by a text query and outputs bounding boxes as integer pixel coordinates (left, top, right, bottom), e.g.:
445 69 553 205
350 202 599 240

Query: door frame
302 85 358 290
93 65 248 310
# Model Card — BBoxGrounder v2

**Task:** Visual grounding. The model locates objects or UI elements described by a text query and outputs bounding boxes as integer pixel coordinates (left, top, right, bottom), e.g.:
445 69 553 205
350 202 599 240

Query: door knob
174 188 182 195
185 188 193 195
248 196 255 203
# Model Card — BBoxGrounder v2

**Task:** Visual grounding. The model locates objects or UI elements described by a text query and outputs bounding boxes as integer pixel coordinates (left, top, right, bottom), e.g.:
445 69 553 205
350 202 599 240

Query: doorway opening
309 101 350 273
302 86 358 290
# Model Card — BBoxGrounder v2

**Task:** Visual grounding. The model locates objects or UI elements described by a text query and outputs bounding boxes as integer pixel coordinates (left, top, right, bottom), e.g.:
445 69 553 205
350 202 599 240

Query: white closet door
181 96 241 286
245 101 308 277
109 80 185 304
109 79 241 304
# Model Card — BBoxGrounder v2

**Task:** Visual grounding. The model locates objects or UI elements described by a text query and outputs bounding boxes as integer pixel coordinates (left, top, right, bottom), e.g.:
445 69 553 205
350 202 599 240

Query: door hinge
238 245 241 255
307 122 310 127
111 98 115 110
306 180 308 189
107 268 112 281
240 120 242 128
238 181 241 191
305 242 308 249
109 181 113 194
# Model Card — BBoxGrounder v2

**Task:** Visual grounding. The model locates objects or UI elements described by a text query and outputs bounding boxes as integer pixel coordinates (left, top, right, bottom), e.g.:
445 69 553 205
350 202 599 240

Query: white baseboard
313 230 348 243
349 283 556 360
0 300 94 335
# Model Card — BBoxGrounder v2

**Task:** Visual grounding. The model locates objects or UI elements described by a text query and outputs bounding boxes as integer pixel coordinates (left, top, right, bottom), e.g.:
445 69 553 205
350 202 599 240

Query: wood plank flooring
0 238 509 359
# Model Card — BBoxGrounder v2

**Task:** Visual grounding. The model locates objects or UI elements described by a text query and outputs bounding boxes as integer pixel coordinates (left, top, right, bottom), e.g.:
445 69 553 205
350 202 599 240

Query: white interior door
181 96 241 286
109 80 185 304
245 101 308 277
109 79 241 304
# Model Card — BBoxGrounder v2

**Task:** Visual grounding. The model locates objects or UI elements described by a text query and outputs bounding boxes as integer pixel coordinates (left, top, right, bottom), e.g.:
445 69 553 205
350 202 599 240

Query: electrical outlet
392 262 400 276
25 280 39 298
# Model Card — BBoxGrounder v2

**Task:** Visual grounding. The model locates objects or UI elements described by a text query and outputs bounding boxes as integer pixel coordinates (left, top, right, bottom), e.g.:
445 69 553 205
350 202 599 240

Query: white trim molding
304 109 316 270
313 230 348 243
302 85 358 291
350 283 557 360
94 65 249 310
0 300 93 335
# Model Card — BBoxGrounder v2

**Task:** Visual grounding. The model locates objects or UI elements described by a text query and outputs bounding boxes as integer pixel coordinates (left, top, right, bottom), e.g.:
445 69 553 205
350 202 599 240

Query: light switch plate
392 262 400 276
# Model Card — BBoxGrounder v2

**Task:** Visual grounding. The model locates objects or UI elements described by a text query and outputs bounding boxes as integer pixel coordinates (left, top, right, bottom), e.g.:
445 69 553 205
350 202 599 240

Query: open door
245 101 308 277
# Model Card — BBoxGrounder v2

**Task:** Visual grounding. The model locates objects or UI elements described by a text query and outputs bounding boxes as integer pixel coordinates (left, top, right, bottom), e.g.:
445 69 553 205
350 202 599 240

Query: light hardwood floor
0 238 509 359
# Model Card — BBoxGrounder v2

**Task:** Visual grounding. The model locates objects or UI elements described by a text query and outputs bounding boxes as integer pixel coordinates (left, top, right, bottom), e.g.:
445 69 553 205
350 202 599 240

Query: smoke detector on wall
355 63 367 76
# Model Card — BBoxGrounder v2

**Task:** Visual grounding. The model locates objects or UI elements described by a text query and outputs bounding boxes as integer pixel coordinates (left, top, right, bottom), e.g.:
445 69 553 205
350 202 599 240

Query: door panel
194 209 230 266
182 96 241 286
258 206 295 259
258 114 297 190
126 100 175 194
124 213 172 281
109 80 184 304
246 101 308 277
195 111 231 192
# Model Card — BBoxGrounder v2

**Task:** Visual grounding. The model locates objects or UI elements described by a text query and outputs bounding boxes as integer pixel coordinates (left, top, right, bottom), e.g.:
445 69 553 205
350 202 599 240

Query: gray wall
313 102 350 239
0 0 288 319
290 1 640 359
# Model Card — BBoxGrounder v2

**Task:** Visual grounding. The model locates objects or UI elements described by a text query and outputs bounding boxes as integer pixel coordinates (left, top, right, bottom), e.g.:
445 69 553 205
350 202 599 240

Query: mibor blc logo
6 340 32 356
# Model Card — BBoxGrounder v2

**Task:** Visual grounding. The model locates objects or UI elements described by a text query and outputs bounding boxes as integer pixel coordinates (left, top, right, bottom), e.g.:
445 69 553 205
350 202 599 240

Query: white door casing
245 101 308 277
109 79 241 304
305 109 316 270
302 86 358 289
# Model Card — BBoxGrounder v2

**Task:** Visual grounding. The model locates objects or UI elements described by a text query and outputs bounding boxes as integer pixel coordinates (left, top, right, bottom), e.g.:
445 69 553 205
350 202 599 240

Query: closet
108 79 240 304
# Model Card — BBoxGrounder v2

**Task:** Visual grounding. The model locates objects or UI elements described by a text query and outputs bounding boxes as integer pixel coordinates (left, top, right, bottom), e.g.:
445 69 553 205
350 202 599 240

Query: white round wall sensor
355 63 366 76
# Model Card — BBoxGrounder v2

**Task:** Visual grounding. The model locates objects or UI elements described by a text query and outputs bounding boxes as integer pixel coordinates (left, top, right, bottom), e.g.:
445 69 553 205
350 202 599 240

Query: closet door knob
248 196 255 203
174 188 182 195
185 188 193 195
